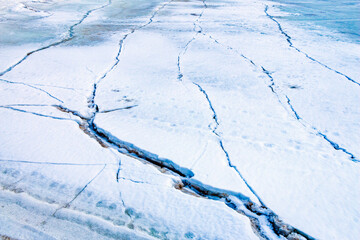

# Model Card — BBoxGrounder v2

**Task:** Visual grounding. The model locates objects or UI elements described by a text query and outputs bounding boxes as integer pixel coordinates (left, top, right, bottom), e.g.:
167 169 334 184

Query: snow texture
0 0 359 239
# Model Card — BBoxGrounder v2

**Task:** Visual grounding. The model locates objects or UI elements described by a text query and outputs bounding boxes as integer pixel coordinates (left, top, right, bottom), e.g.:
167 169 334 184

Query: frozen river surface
272 0 360 41
0 0 359 239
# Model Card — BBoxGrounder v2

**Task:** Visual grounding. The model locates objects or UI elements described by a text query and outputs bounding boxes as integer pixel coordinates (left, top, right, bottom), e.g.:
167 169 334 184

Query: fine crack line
177 0 207 81
192 82 267 208
0 104 50 107
177 36 195 81
31 83 88 91
285 96 359 162
117 177 167 188
0 105 77 122
99 105 138 113
261 63 359 162
192 82 219 128
52 164 107 216
317 133 358 162
181 0 267 209
68 0 112 39
218 140 267 207
117 177 146 184
202 32 359 163
190 139 209 169
0 78 64 103
21 2 52 17
0 0 112 77
116 156 122 183
87 0 174 112
267 69 359 162
264 5 360 87
0 159 113 166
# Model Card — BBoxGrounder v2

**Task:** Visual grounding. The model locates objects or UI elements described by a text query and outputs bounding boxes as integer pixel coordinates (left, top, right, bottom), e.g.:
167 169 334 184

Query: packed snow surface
0 0 359 239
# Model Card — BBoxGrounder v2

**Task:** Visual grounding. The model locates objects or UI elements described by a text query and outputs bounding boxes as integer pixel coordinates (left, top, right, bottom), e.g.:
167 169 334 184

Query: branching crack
2 1 327 239
87 0 174 113
0 0 112 77
55 100 315 239
180 0 267 209
261 65 359 162
52 164 107 216
264 5 359 86
177 0 207 81
192 82 267 207
51 90 325 240
0 78 64 103
202 32 359 163
285 97 359 162
50 102 195 178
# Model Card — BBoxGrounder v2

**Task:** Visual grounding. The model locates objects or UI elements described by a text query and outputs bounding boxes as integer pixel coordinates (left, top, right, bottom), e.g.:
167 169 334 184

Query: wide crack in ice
1 1 344 239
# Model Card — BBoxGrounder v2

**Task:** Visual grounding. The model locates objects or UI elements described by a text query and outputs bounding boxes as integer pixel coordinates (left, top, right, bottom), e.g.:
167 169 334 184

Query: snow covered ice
0 0 359 239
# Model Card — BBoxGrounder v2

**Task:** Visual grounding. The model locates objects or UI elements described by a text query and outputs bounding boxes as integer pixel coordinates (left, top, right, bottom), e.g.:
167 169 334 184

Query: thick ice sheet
0 0 359 239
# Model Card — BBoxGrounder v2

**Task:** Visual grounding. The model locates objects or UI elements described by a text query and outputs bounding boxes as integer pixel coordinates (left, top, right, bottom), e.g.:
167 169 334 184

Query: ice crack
51 101 315 239
52 100 315 239
52 164 107 216
182 1 267 209
0 158 112 166
285 97 359 162
202 33 359 163
176 179 315 240
263 65 359 162
90 124 195 178
87 0 174 112
0 105 76 122
0 0 112 77
0 78 64 103
50 102 195 178
177 0 207 81
1 1 321 238
264 5 360 87
192 82 267 207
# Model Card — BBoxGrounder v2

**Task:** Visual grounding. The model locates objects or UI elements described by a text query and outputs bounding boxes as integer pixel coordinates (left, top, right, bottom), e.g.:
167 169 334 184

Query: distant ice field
271 0 360 42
